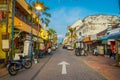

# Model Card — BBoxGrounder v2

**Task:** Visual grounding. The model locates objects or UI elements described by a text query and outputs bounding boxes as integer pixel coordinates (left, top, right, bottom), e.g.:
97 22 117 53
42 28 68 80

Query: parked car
67 45 74 50
62 45 67 49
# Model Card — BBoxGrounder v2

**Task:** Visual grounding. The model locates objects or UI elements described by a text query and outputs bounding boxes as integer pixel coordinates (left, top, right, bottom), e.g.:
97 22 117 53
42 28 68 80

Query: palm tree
48 28 57 44
48 28 56 39
68 27 74 42
28 0 51 27
67 27 77 46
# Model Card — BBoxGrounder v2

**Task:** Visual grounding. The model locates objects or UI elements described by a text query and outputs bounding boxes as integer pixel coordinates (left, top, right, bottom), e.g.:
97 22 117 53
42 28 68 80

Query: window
24 16 27 22
15 8 20 17
19 12 23 19
28 20 31 25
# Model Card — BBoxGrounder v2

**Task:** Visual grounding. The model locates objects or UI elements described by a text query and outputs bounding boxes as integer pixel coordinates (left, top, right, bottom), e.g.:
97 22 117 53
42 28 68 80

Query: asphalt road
2 46 107 80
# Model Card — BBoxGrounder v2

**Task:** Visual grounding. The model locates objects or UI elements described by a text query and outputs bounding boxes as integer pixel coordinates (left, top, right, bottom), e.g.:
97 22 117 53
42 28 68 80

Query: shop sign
0 11 2 20
82 37 90 42
23 41 30 56
2 40 9 50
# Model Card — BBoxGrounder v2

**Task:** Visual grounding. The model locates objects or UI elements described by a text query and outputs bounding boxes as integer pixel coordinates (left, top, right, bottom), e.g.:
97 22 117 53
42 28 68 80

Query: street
0 0 120 80
2 46 106 80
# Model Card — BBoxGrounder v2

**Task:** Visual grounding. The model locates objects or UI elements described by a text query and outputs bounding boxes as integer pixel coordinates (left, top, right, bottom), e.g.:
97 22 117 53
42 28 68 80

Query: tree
48 28 57 44
28 0 51 27
68 27 74 42
67 27 77 44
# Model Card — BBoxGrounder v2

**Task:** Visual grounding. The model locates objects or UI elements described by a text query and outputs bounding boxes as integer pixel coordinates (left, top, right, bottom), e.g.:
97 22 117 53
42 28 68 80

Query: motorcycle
75 48 81 56
75 48 88 56
7 55 32 76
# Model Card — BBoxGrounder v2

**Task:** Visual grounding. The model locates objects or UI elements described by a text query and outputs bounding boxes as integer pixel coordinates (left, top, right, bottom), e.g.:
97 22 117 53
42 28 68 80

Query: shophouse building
0 0 48 62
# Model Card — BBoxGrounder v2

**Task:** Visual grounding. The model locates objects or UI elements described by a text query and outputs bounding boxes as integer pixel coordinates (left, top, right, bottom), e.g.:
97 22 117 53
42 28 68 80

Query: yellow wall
0 0 13 59
14 17 39 36
0 23 8 59
0 30 5 59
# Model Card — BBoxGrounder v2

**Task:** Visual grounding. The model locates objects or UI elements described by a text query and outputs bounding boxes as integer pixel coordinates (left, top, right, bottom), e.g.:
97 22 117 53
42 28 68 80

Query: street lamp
34 2 44 62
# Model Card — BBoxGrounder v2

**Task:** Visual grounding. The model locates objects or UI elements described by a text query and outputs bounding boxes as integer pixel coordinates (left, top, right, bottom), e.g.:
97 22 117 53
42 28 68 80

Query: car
67 45 74 50
62 45 67 49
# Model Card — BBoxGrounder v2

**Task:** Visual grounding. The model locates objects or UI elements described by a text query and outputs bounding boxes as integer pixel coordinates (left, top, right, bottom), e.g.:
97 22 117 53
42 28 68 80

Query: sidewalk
85 54 120 80
0 55 51 78
0 65 7 78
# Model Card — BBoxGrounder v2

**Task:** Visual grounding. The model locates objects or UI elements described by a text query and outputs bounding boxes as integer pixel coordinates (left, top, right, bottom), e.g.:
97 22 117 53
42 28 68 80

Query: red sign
0 12 2 20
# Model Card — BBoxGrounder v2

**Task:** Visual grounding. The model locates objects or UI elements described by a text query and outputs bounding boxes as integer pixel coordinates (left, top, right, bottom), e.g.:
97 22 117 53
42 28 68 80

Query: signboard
0 11 2 20
2 40 9 49
23 41 30 56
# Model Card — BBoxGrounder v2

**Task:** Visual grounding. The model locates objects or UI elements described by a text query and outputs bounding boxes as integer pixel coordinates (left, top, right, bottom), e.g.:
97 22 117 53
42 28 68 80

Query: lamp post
34 2 44 62
3 0 10 65
10 0 16 60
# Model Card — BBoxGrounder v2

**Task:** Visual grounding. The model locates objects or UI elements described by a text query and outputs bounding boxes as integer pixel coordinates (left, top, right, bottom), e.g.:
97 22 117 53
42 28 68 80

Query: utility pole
10 0 16 60
4 0 10 65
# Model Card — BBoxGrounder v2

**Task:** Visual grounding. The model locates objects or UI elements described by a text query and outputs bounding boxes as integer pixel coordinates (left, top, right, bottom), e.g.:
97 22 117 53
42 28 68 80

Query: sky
27 0 120 43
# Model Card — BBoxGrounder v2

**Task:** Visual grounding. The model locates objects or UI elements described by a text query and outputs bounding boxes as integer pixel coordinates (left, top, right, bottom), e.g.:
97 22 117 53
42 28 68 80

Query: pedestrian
107 46 112 58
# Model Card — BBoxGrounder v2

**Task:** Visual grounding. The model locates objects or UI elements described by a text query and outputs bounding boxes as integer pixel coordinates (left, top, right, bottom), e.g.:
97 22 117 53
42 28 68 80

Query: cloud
48 7 96 38
57 34 65 38
49 7 86 34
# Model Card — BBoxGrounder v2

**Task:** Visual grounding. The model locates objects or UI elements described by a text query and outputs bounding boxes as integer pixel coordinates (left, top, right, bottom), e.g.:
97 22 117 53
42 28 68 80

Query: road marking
58 61 70 74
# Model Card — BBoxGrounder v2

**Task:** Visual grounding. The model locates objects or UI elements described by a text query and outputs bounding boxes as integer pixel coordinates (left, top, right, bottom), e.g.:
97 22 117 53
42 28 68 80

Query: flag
0 12 2 20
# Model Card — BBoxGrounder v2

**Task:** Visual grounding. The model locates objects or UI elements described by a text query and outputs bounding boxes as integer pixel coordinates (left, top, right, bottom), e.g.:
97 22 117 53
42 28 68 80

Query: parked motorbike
75 48 88 56
7 55 32 76
75 48 81 56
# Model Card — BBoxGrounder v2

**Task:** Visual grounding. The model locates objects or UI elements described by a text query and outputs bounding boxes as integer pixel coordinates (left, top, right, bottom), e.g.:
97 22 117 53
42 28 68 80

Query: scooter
7 55 32 76
75 48 88 56
75 48 81 56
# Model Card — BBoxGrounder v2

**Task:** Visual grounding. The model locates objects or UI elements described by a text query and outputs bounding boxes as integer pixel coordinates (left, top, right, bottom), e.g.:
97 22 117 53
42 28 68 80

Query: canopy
98 36 108 41
107 32 120 39
98 32 120 41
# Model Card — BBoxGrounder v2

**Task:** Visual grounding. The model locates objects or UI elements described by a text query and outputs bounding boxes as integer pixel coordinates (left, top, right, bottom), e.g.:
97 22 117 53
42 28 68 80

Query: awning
98 32 120 41
98 36 108 41
107 32 120 39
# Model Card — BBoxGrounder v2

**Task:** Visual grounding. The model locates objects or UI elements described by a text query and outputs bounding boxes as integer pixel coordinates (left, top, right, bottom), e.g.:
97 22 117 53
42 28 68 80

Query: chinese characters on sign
0 12 2 20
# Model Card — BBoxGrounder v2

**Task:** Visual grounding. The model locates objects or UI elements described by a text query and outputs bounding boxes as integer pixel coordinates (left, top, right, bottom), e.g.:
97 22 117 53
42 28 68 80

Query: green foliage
69 28 73 33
